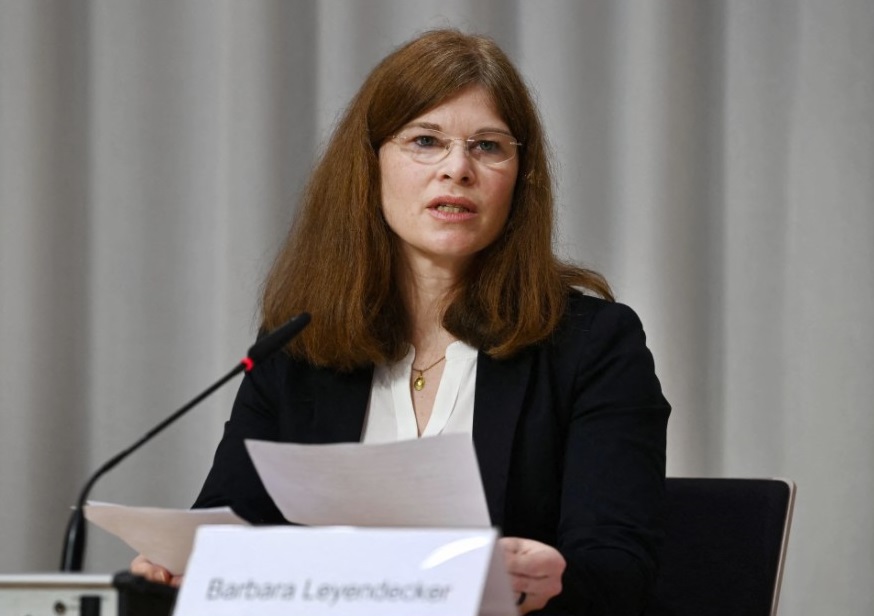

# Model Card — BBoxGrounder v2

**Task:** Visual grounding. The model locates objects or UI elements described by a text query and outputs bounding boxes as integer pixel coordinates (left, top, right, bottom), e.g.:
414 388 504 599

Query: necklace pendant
411 355 444 392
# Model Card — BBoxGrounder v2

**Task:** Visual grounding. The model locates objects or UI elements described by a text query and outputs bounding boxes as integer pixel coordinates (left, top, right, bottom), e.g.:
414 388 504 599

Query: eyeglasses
389 128 521 166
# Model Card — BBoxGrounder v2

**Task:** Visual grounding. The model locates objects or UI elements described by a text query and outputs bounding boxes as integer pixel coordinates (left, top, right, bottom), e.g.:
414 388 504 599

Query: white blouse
361 340 479 443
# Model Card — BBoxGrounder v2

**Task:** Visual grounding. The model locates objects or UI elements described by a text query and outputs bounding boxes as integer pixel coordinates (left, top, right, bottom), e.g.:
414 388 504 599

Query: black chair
645 477 796 616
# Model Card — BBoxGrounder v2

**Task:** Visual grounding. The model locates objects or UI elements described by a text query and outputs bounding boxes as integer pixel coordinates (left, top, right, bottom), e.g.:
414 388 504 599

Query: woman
133 29 669 615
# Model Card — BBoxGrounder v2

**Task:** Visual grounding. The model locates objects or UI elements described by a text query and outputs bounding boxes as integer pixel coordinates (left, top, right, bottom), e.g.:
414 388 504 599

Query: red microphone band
240 357 255 372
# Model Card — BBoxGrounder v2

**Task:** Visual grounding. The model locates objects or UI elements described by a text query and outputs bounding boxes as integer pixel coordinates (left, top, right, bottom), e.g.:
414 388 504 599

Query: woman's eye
412 135 441 148
474 139 499 152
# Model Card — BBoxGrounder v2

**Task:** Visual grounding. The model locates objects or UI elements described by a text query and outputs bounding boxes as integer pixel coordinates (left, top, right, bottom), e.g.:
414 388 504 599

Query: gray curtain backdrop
1 0 872 613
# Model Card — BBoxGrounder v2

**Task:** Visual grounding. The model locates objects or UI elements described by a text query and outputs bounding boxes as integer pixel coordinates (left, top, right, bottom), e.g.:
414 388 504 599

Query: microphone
59 312 311 572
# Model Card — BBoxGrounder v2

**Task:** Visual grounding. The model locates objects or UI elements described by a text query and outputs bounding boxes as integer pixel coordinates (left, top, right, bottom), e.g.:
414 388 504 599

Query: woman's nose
440 141 476 183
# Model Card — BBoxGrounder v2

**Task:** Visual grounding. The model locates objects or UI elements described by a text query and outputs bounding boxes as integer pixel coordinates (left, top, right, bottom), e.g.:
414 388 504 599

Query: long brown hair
261 29 612 370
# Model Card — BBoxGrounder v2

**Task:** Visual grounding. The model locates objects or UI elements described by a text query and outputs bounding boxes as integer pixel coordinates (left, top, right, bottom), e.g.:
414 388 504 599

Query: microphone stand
60 364 246 571
60 313 311 572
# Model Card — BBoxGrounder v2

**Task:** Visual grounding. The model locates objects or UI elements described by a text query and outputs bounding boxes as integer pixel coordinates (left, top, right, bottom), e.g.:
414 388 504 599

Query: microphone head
245 312 311 367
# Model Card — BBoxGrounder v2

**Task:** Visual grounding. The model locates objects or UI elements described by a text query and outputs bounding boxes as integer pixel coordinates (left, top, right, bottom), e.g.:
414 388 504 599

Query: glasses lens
393 129 519 165
395 129 449 164
467 133 518 165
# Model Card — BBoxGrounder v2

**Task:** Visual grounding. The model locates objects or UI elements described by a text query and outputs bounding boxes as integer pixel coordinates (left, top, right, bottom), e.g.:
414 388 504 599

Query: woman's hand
499 537 566 614
130 554 183 587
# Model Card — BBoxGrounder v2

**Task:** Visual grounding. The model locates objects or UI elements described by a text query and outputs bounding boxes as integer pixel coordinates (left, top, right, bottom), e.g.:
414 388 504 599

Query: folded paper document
83 502 246 574
85 433 490 573
246 432 490 527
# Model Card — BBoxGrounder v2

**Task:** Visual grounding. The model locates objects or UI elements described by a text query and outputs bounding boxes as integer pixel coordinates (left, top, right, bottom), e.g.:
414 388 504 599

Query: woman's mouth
434 203 471 213
427 196 477 215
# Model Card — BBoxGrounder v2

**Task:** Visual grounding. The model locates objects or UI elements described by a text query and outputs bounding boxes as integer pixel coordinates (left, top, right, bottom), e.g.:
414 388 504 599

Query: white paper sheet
245 433 491 527
83 502 247 574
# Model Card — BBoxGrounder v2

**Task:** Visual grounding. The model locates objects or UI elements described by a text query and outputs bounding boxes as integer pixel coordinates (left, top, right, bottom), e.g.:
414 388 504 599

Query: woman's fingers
498 537 566 613
130 553 177 585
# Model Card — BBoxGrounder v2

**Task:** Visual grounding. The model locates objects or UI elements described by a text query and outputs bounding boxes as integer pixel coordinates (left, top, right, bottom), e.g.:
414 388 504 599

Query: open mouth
434 203 471 213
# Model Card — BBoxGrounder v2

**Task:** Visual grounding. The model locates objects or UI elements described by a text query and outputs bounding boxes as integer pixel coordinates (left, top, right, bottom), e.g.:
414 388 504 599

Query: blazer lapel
473 349 533 527
309 365 373 442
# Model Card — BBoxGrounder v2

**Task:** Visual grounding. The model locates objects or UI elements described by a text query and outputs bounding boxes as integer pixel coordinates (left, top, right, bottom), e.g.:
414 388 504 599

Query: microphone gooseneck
59 312 311 572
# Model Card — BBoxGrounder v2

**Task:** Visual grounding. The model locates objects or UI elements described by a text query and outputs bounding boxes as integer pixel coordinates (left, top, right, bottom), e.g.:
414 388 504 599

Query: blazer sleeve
191 352 288 524
553 301 670 615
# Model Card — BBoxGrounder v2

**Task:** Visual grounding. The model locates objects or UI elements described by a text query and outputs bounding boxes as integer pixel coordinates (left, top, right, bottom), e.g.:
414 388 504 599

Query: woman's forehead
403 85 508 132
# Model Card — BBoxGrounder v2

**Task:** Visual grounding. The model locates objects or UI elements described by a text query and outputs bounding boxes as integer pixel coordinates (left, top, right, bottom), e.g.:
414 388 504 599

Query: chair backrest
644 477 796 616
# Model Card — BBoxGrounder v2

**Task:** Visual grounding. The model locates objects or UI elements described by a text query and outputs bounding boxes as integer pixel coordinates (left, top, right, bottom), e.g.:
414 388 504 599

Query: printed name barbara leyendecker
206 577 452 605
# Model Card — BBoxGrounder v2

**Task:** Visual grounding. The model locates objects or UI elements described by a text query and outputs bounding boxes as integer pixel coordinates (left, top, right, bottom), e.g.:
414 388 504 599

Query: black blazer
195 293 670 615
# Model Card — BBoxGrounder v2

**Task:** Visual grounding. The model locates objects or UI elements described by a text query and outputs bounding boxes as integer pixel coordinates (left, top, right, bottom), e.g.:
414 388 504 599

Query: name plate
173 526 515 616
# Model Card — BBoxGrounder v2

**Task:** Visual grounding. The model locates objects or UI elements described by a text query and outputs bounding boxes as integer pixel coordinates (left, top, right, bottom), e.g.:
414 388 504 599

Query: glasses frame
389 128 522 167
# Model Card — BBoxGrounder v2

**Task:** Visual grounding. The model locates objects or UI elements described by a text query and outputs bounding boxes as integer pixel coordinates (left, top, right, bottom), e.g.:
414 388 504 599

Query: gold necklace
412 356 446 391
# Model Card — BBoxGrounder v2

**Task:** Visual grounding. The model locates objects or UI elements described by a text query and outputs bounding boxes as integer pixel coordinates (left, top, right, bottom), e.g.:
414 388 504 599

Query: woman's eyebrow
404 121 512 135
404 121 442 131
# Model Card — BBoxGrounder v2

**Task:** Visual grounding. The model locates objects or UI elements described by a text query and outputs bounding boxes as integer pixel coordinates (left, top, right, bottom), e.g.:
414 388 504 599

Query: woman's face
378 85 518 272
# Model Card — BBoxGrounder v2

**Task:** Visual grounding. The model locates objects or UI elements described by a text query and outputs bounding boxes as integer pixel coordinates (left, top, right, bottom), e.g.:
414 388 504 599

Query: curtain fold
1 1 871 613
